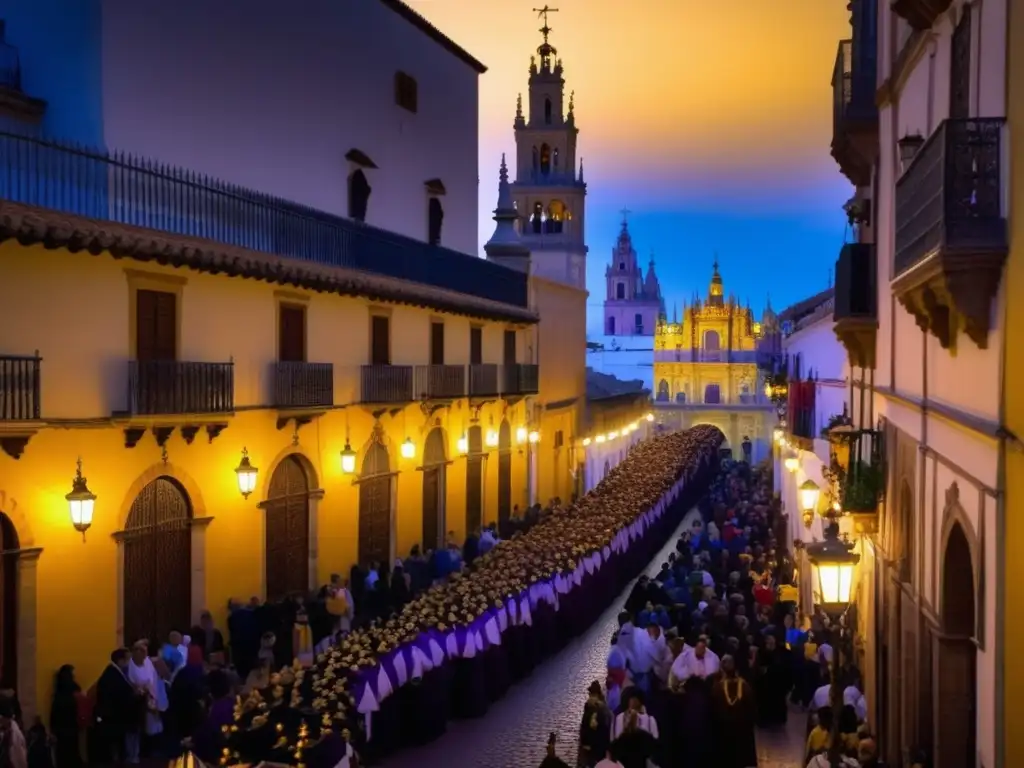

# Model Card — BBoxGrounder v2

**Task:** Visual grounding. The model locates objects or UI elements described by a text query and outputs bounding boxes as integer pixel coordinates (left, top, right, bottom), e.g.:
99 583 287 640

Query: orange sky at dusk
407 0 854 193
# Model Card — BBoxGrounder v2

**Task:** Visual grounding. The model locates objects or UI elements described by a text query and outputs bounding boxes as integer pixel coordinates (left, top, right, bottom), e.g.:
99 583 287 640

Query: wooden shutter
371 315 391 366
503 329 516 364
430 322 445 365
470 327 483 365
136 289 176 361
278 305 306 362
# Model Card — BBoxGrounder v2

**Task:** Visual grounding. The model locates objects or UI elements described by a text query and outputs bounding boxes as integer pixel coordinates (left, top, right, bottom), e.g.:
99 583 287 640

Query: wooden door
358 443 391 567
371 316 390 366
422 469 441 551
470 327 483 365
466 426 483 533
278 305 306 362
430 322 445 366
503 330 516 364
136 289 176 361
122 477 192 647
264 456 310 600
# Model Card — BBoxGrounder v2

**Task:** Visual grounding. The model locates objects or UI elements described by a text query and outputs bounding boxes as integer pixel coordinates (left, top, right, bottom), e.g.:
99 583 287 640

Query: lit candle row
581 412 654 447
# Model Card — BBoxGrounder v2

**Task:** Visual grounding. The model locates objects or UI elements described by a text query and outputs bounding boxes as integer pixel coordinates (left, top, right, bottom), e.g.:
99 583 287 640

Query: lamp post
66 457 96 540
806 510 860 768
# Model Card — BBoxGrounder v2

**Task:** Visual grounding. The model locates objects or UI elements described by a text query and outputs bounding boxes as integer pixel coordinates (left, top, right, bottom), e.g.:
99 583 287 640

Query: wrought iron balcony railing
835 243 877 322
414 365 466 399
894 118 1007 277
832 40 877 132
0 353 41 420
360 365 414 404
273 362 333 409
502 363 539 396
127 360 234 416
469 364 500 397
0 131 530 308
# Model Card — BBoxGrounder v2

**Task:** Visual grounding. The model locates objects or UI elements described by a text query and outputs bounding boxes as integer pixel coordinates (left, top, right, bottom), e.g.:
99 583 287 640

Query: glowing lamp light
646 413 654 422
528 430 540 444
516 426 528 444
457 433 469 454
401 437 416 460
798 479 821 514
764 382 773 398
235 448 259 499
630 421 639 431
807 536 860 611
772 426 785 444
608 431 619 440
485 429 499 448
582 437 592 447
595 434 607 444
784 456 799 473
66 457 96 539
340 440 357 475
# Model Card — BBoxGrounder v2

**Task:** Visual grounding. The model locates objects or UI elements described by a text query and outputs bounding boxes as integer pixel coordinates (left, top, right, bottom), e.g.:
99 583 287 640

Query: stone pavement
384 508 806 768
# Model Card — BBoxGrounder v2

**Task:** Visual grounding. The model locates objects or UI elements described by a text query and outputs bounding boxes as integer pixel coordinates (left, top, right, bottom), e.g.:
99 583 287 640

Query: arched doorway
657 380 669 402
264 455 311 601
936 520 976 768
466 426 484 534
359 441 392 566
421 429 448 551
123 477 193 647
704 330 721 361
498 420 512 524
0 514 17 690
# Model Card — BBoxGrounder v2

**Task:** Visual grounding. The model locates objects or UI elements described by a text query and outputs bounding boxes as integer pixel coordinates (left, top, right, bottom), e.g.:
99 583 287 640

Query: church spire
484 154 530 271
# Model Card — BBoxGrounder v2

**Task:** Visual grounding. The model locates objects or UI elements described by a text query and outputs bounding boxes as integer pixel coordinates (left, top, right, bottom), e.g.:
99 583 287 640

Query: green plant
843 460 883 512
820 412 852 439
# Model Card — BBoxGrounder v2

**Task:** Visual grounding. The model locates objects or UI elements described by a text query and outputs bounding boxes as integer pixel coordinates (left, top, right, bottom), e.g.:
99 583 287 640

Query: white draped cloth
610 710 659 740
128 657 164 735
670 648 719 682
843 685 869 722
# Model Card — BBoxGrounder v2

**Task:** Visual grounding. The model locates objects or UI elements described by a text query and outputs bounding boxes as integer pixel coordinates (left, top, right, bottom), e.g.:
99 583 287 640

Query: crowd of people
554 459 884 768
28 425 721 768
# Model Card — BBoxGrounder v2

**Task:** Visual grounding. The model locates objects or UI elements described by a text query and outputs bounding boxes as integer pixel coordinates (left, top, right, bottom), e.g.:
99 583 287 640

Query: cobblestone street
386 509 806 768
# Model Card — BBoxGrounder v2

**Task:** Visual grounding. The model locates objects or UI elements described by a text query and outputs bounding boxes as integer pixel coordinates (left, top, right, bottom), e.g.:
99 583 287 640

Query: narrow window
634 313 643 333
430 321 445 365
370 315 390 366
607 316 616 335
348 170 371 222
136 289 177 361
503 330 517 364
544 97 552 124
394 71 418 113
540 144 551 175
278 304 306 362
616 283 625 300
428 197 443 246
469 327 483 365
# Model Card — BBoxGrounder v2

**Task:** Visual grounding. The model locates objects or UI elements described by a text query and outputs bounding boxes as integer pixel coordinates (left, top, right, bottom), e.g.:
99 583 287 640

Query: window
348 170 371 222
619 262 625 270
704 384 721 404
278 304 306 362
616 283 625 300
136 289 177 361
428 198 444 246
503 330 517 364
554 430 564 449
370 315 390 366
532 146 539 173
531 201 544 234
546 200 565 234
470 326 483 365
634 313 643 333
430 321 445 365
394 71 418 113
544 97 552 124
540 143 551 175
607 316 616 335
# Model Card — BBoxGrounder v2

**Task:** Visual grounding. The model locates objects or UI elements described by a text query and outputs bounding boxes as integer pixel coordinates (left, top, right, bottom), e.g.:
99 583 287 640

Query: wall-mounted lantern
401 437 416 460
528 430 540 444
897 133 925 173
516 426 528 444
235 448 259 499
66 457 96 540
457 433 469 454
340 440 357 475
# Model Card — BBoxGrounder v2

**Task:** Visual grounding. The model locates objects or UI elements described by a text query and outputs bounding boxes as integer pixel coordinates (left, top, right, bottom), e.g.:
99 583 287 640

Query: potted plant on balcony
842 459 883 514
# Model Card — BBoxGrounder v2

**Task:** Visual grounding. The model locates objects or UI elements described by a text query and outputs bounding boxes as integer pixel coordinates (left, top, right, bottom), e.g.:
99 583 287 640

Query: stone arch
259 447 320 501
117 462 208 530
0 504 38 724
120 475 194 648
657 379 670 402
421 427 448 551
939 483 980 636
941 520 975 636
693 422 729 449
358 432 393 566
0 489 35 547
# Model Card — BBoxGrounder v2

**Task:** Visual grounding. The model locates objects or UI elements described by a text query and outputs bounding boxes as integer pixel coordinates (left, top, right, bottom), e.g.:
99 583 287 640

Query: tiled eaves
0 201 539 326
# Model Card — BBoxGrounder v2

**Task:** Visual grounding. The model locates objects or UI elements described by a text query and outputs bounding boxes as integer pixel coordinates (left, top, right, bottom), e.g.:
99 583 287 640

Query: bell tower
511 6 587 290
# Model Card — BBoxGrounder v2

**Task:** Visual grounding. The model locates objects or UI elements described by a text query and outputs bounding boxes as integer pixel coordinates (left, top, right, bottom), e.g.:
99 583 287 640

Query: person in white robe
127 642 164 737
672 638 719 683
643 625 673 684
843 684 868 722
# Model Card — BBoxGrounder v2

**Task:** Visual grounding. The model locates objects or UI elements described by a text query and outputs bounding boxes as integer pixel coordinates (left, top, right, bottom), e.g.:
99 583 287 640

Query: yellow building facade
0 190 585 723
653 263 773 459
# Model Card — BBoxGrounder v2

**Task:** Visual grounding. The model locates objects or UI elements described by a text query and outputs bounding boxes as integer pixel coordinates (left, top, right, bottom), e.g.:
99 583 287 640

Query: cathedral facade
653 262 776 461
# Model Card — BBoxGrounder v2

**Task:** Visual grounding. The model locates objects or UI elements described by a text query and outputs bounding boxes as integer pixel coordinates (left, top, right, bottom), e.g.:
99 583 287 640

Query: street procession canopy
219 425 725 766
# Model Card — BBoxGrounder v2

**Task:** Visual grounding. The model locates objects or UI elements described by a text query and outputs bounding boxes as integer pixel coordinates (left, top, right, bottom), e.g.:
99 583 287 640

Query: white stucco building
0 0 483 255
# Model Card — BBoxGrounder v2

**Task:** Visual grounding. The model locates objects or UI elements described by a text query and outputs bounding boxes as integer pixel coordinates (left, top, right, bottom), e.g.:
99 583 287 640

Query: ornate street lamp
66 457 96 540
807 523 860 614
784 456 799 473
401 437 416 460
234 448 258 499
799 478 820 529
340 440 357 475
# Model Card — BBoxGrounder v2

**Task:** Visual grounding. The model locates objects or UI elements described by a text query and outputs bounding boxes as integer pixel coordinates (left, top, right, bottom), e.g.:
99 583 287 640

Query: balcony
786 378 817 450
502 364 539 397
127 360 234 416
831 34 878 187
360 365 413 404
893 118 1007 349
469 364 500 398
891 0 952 30
273 362 334 410
833 243 878 369
0 353 40 422
0 131 529 309
841 428 885 534
414 365 466 400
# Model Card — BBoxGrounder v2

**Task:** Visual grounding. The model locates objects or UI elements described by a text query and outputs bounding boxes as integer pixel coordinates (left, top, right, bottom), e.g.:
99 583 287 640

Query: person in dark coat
754 633 791 726
462 529 480 566
92 649 141 765
189 611 226 662
50 665 82 768
168 646 207 755
577 681 612 767
710 655 758 768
